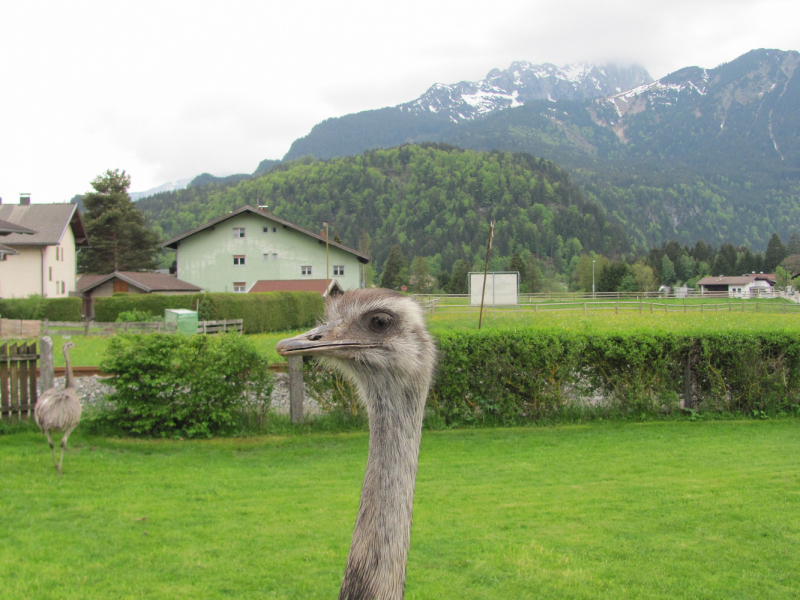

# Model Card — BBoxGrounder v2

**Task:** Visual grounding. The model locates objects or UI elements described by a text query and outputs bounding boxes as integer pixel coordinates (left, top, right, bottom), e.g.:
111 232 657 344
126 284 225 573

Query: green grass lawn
1 421 798 599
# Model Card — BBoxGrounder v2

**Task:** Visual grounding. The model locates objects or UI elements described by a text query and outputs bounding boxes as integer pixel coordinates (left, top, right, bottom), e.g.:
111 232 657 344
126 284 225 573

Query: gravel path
37 373 321 415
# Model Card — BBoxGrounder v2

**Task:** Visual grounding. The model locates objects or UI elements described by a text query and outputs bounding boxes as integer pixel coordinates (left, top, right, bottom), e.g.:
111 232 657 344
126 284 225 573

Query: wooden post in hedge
288 356 304 424
684 343 699 410
39 336 54 392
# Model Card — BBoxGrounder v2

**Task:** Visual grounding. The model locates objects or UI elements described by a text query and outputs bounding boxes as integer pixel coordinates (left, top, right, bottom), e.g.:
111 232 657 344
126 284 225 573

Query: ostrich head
62 341 75 354
276 289 437 414
277 289 437 599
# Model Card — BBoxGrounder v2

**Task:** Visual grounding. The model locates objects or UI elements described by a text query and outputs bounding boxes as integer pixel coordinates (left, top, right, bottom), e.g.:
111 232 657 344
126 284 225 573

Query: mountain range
136 48 800 260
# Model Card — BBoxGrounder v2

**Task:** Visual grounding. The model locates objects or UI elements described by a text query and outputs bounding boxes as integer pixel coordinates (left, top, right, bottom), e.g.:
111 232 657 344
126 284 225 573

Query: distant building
0 197 89 298
162 206 369 293
76 271 203 318
696 274 776 297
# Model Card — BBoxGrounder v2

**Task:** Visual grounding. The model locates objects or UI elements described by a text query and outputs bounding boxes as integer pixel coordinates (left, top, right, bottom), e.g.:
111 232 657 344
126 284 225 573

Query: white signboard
469 272 519 306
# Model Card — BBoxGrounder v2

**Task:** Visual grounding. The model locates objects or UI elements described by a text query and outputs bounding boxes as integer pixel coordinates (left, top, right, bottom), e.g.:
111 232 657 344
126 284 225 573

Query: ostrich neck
339 376 427 600
64 349 73 389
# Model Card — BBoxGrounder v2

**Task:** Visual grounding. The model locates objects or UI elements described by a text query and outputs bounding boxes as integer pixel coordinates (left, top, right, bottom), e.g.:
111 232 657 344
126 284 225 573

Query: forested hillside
281 49 800 251
139 145 631 275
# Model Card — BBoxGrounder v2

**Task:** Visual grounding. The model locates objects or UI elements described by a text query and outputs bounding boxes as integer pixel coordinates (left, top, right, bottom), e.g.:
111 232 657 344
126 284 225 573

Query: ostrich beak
276 322 376 357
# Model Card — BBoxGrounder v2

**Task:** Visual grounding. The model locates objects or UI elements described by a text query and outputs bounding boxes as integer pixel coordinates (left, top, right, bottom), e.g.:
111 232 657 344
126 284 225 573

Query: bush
116 309 162 323
430 330 800 426
0 296 81 321
94 334 274 438
94 294 203 322
198 292 323 333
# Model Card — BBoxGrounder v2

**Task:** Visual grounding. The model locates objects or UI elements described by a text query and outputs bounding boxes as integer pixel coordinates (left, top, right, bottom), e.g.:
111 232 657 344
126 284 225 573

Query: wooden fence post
84 319 92 338
684 344 698 410
584 302 587 316
0 343 8 418
288 356 304 424
40 336 54 393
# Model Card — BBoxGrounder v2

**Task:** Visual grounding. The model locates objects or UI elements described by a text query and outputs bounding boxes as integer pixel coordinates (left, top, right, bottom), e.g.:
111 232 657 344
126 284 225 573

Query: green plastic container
164 309 198 335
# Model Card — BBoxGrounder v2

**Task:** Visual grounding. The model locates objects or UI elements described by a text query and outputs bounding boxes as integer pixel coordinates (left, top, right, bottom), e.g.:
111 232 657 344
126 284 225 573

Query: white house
0 198 89 298
696 274 776 297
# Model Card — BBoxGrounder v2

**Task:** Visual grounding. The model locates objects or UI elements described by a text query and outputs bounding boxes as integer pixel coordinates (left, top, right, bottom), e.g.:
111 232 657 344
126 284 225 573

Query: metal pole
323 221 330 280
478 221 495 331
592 260 596 300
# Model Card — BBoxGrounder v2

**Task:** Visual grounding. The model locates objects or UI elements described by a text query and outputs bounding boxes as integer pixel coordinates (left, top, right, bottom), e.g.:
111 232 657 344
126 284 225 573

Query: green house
162 206 369 293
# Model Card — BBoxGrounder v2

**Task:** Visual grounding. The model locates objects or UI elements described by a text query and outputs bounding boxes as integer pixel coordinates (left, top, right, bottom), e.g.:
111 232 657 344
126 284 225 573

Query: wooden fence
0 318 42 339
198 319 243 334
420 298 800 318
2 319 245 338
0 341 38 420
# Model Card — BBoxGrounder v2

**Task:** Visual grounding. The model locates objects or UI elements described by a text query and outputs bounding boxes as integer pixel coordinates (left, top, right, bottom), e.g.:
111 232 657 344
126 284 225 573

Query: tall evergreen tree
711 243 738 276
447 259 471 294
660 255 676 285
508 252 527 281
409 256 432 293
764 233 787 273
78 169 161 274
379 245 407 290
788 233 800 256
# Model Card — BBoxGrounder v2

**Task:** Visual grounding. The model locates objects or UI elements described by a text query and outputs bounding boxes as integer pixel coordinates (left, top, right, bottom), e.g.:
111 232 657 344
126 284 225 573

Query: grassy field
14 306 800 368
1 421 798 599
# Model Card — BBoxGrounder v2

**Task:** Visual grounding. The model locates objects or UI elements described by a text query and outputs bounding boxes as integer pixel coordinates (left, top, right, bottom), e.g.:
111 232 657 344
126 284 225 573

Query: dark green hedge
93 292 323 333
0 297 81 321
431 330 800 426
198 292 323 333
93 294 203 322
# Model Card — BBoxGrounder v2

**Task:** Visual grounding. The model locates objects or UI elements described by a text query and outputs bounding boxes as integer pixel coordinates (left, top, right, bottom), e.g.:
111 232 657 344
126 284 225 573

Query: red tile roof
248 279 343 296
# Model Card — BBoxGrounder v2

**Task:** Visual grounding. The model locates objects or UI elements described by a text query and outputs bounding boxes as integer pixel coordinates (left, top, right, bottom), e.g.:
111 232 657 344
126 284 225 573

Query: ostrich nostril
309 333 323 341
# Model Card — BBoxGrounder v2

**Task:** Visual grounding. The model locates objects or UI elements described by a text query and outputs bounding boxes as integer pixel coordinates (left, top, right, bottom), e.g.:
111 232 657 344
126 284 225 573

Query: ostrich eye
368 313 393 334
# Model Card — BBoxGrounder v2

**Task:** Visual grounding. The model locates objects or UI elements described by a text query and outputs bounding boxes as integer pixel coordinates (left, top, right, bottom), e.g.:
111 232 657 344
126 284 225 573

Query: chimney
20 194 31 206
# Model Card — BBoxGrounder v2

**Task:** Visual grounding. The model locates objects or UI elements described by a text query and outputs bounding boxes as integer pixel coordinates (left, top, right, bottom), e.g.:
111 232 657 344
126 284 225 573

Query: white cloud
0 0 797 201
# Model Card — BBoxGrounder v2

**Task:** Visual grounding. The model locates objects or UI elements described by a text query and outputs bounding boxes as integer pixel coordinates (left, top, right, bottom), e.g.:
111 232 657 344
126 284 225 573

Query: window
301 266 312 276
263 253 270 261
55 247 59 260
272 253 278 261
233 282 246 293
263 227 269 233
333 265 345 276
49 266 52 281
61 281 65 294
232 227 245 238
273 227 278 233
234 255 246 265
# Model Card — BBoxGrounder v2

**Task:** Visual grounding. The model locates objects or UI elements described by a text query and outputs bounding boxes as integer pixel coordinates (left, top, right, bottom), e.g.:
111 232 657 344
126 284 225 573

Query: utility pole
478 221 495 331
323 221 330 280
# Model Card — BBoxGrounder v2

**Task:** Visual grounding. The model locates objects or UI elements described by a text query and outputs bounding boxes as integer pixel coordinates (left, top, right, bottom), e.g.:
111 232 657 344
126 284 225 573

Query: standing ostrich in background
277 289 437 600
35 341 81 475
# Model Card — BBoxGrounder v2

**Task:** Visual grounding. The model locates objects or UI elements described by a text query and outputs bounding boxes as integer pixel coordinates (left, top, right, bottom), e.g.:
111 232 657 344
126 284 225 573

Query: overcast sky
1 0 798 203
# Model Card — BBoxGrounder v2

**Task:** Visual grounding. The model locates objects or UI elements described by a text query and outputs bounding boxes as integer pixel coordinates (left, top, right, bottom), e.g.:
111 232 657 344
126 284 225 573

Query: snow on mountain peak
398 61 653 122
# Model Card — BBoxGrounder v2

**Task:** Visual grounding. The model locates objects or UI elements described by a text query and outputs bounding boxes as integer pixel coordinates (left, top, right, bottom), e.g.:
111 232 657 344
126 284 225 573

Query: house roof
0 203 89 247
0 242 19 255
0 218 36 235
161 205 370 263
696 274 775 286
77 271 203 294
248 278 343 297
